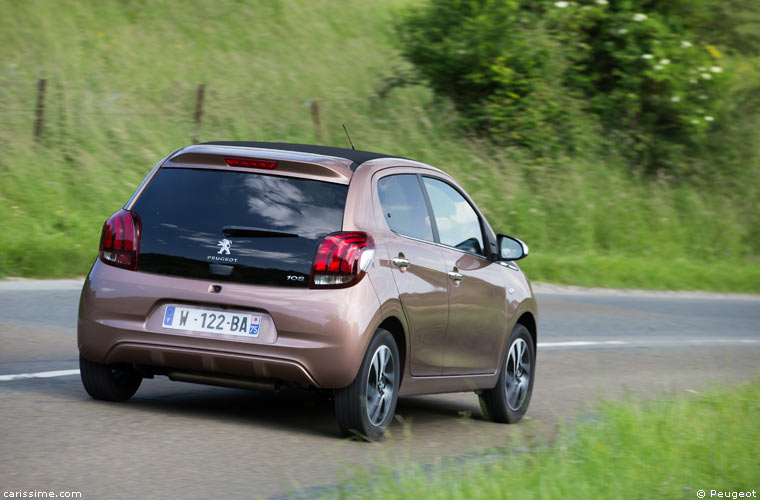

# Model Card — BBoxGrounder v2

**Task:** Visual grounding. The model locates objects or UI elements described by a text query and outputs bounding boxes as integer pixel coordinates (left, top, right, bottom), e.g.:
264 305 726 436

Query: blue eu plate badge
164 306 176 326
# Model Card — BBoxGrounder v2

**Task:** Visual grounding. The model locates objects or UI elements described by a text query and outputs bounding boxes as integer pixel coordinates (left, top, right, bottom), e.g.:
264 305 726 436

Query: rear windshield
132 168 348 287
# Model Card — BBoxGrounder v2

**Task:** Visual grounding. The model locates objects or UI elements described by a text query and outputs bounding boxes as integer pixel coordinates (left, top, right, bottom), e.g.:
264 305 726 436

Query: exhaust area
167 371 277 391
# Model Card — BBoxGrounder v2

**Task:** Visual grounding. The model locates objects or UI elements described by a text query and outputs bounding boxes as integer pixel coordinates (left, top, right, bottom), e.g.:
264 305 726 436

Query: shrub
396 0 758 174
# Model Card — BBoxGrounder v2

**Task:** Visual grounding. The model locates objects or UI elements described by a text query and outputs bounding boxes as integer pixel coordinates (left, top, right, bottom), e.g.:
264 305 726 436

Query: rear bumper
77 260 382 389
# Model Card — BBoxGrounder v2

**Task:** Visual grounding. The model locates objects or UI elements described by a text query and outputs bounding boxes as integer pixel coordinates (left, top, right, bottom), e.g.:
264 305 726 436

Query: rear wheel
479 324 535 423
79 355 142 402
335 329 400 441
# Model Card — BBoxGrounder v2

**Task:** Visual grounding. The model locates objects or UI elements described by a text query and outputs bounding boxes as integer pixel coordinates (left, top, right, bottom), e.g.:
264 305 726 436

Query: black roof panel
201 141 403 171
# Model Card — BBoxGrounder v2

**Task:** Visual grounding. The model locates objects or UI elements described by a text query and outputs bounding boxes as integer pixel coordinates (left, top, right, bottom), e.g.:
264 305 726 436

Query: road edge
532 282 760 301
2 278 759 300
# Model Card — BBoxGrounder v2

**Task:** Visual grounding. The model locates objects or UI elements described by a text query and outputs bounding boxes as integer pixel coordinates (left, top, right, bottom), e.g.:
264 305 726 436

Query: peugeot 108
78 141 538 440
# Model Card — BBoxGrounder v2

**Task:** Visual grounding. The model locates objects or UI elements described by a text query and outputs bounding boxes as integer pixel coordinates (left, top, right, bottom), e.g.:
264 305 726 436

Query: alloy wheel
366 345 395 426
505 338 531 411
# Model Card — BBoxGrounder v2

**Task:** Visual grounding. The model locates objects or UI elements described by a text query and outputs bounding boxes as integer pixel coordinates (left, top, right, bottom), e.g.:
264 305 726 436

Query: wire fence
0 78 436 144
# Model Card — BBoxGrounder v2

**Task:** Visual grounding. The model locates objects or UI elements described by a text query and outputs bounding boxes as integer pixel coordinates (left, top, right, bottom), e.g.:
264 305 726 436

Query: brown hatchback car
78 142 538 440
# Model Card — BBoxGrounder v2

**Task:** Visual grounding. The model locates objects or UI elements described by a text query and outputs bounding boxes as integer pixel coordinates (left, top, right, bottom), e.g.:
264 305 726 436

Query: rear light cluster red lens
224 157 278 169
311 232 375 289
99 209 141 270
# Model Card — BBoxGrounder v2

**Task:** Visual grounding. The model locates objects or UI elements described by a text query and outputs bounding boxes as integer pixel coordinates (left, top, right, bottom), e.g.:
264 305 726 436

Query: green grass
0 0 758 291
329 380 760 499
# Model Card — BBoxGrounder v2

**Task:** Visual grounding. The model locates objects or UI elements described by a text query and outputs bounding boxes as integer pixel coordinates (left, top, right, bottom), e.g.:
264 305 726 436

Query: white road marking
538 338 760 348
0 369 80 381
1 338 758 382
538 340 626 348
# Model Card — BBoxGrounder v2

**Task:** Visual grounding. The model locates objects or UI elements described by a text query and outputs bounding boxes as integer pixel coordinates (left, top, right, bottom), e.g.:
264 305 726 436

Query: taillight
310 232 375 289
99 209 141 270
225 157 278 169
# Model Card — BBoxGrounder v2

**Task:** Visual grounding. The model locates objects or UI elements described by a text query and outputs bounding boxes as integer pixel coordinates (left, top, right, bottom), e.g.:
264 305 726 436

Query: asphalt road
1 280 759 499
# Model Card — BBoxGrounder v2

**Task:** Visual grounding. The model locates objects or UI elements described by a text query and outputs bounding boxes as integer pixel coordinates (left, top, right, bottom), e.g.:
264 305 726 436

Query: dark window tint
422 177 485 256
132 168 347 287
377 174 434 241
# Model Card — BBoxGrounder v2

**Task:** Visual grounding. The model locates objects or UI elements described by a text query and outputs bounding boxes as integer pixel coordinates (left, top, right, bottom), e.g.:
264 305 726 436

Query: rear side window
377 174 434 241
422 177 485 256
132 168 347 287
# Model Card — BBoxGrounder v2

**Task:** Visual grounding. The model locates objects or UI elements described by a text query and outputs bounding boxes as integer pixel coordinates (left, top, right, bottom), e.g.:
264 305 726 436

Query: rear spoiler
162 144 354 184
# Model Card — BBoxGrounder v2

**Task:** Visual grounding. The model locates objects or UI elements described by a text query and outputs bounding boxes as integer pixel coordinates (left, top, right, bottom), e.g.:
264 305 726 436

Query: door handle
447 271 464 281
392 257 412 269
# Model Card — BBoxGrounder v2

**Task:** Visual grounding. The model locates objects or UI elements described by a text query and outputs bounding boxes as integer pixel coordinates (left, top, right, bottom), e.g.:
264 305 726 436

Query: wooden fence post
192 83 206 143
310 99 323 143
34 78 47 140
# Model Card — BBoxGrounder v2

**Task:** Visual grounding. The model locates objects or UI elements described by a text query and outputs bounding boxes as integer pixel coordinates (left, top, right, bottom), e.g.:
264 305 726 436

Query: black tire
335 328 400 441
479 324 535 423
79 355 142 402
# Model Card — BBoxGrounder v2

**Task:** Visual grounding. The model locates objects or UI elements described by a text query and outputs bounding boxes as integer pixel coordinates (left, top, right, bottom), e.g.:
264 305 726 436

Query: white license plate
162 305 261 337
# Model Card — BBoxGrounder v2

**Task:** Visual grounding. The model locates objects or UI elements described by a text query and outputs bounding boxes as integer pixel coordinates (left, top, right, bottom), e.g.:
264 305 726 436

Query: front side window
377 174 435 242
422 177 485 256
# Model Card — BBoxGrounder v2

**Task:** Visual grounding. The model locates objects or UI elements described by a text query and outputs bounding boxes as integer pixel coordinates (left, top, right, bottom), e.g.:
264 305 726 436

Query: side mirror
497 234 529 261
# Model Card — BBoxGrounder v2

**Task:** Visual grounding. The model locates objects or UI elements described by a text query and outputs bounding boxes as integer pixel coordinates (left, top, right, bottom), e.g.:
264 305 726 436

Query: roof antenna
342 124 356 150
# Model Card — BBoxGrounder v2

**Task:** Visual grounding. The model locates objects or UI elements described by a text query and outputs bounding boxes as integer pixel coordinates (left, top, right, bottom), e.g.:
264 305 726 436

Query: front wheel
335 329 400 441
479 324 535 423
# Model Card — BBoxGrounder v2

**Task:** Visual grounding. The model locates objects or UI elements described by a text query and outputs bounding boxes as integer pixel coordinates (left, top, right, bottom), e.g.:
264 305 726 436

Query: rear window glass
132 168 348 286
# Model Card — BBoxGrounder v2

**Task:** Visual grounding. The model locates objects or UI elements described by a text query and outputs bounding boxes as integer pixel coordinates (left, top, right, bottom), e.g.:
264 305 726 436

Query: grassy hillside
1 0 758 291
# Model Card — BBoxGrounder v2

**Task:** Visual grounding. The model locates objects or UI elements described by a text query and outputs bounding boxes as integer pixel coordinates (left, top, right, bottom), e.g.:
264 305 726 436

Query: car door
421 176 508 375
376 173 449 376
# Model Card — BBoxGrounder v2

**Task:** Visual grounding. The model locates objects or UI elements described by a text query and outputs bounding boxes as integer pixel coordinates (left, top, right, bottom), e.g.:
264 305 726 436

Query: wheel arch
515 311 537 354
376 315 407 385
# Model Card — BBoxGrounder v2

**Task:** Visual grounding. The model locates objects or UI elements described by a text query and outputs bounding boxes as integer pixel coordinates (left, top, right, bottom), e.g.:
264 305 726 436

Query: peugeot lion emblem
217 239 232 255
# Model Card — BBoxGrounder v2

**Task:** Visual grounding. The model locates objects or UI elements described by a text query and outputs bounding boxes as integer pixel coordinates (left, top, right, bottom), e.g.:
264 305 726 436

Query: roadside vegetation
330 379 760 499
0 0 758 291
